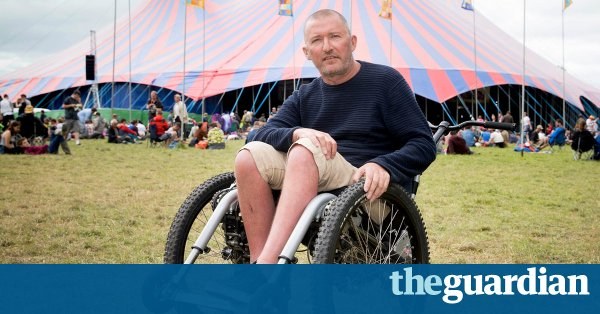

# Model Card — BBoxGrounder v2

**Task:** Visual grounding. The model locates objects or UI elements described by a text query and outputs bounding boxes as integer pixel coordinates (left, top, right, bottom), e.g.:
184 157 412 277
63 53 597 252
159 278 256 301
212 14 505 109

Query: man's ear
302 46 311 60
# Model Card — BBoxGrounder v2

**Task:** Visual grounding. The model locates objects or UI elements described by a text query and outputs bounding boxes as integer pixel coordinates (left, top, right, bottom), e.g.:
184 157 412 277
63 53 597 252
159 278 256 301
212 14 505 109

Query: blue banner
0 265 597 313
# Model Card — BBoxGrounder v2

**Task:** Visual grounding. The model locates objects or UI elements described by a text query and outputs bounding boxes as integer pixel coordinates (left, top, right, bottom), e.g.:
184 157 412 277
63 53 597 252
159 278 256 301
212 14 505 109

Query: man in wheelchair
234 9 436 264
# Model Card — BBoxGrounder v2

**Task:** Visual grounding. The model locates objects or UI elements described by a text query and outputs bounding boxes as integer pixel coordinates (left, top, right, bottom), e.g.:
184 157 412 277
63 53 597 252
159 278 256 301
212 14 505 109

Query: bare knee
234 149 259 180
287 145 316 168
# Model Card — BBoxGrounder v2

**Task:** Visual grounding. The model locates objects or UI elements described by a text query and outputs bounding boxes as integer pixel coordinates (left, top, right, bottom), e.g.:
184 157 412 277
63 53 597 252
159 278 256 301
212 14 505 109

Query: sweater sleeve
252 89 303 152
368 76 436 185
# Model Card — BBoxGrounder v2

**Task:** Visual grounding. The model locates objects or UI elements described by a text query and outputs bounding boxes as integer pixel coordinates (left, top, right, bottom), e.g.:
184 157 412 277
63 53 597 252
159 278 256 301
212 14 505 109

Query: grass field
0 139 598 263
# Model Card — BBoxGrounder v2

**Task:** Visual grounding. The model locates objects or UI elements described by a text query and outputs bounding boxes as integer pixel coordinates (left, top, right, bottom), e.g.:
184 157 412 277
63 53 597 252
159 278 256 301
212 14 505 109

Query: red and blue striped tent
0 0 598 113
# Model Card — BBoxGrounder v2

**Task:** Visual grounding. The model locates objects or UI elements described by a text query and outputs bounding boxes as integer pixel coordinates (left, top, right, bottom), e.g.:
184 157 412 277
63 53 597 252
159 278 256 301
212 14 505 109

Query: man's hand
292 128 337 160
352 163 390 200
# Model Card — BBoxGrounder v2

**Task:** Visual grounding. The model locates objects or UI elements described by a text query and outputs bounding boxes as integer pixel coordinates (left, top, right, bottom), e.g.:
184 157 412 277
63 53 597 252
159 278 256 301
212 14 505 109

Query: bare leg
234 150 276 262
73 132 80 144
257 145 318 264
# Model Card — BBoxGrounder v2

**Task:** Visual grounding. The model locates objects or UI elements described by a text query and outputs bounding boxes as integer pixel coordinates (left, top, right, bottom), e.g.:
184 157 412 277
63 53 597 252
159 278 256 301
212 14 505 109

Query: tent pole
473 0 478 122
128 0 132 122
520 0 527 157
201 3 206 120
561 4 567 125
292 13 297 91
111 0 117 117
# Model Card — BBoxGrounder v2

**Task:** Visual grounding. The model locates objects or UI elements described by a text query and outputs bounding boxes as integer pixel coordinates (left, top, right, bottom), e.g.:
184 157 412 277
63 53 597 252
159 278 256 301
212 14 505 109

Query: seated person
188 121 208 147
18 137 48 155
548 119 566 146
159 122 181 146
48 118 70 154
571 118 595 154
446 131 473 154
17 105 48 141
149 109 169 141
107 120 133 144
479 128 491 145
487 129 506 148
90 111 106 139
0 121 22 154
207 122 225 149
595 134 600 160
118 119 139 142
135 120 147 139
530 125 548 150
245 121 265 144
460 126 477 147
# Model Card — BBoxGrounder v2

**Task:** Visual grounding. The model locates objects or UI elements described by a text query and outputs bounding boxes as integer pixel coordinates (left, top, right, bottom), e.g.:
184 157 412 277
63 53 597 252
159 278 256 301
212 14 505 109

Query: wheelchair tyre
312 182 429 264
164 172 237 264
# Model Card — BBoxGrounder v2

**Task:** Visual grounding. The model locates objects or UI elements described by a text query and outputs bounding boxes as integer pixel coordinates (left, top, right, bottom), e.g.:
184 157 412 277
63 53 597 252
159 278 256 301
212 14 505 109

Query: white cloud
475 0 600 89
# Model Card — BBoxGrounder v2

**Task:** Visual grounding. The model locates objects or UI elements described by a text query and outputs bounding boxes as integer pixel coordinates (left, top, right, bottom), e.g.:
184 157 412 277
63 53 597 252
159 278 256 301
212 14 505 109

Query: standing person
172 94 188 124
269 106 278 119
500 111 513 124
172 94 189 139
522 111 532 139
234 9 436 264
146 91 163 122
17 94 31 117
62 90 82 146
1 94 14 128
586 115 598 136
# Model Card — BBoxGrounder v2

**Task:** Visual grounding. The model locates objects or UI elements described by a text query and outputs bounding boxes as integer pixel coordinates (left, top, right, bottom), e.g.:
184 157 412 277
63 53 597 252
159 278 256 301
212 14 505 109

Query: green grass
0 140 597 263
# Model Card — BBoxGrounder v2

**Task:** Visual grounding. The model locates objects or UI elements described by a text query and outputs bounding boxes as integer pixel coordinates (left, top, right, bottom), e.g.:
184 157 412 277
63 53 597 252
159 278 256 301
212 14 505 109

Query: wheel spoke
323 184 427 264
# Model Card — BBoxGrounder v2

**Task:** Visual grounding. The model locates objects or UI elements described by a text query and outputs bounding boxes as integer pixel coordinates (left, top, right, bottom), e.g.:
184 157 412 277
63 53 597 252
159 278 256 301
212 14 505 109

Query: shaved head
303 9 351 41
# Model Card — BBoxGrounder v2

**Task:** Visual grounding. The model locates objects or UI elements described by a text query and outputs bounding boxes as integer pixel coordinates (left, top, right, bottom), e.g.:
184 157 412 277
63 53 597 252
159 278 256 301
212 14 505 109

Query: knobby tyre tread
163 172 235 264
312 182 429 264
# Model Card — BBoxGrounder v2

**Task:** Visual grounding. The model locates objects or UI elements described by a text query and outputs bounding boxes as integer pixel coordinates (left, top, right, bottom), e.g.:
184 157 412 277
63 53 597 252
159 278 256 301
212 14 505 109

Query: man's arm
252 89 303 151
62 98 79 109
364 76 436 191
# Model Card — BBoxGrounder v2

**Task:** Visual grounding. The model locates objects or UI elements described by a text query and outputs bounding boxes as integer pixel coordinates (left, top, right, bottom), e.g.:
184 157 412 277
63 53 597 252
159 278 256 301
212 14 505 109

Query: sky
0 0 598 89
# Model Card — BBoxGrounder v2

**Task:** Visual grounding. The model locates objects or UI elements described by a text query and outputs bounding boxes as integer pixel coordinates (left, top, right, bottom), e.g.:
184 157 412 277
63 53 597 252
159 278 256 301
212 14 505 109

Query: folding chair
548 128 566 153
571 131 596 160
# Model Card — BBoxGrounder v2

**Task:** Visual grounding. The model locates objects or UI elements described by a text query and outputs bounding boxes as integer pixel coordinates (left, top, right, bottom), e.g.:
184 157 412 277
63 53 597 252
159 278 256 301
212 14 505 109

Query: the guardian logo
389 267 590 304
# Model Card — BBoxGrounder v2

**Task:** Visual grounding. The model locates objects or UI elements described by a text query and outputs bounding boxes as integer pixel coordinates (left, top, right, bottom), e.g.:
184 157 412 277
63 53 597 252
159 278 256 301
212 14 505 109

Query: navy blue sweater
253 61 436 188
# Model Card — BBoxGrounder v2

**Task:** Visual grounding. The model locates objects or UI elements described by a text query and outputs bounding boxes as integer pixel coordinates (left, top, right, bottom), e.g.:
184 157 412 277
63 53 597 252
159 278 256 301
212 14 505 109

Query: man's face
303 14 356 80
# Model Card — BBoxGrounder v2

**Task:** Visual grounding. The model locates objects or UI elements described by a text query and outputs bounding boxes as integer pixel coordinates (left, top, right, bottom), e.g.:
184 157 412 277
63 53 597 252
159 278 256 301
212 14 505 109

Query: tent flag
379 0 392 20
278 0 293 16
461 0 474 11
186 0 204 9
564 0 573 10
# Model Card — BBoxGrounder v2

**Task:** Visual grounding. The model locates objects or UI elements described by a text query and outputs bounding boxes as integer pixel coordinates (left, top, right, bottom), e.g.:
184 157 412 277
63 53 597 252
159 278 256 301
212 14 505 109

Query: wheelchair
164 120 516 264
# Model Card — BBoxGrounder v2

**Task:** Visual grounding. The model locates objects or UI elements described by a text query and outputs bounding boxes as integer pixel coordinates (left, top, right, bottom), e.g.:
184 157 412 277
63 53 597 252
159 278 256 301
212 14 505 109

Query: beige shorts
240 138 357 191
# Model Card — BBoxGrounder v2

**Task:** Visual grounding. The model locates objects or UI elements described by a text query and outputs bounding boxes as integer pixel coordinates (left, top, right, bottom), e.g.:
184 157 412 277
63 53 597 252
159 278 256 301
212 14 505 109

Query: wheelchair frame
166 120 516 265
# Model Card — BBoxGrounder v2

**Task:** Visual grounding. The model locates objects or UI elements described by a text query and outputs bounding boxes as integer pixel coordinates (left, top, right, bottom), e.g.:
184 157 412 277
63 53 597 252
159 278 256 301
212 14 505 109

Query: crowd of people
441 110 599 159
0 90 277 154
0 91 597 159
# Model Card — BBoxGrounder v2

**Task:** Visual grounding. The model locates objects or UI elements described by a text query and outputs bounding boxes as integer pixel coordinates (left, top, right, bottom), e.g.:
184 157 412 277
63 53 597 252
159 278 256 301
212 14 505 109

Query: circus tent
0 0 598 118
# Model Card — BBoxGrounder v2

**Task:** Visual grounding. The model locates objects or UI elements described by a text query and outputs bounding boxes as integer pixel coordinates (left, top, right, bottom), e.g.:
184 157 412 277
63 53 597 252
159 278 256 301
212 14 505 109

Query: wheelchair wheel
164 172 247 264
312 182 429 264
